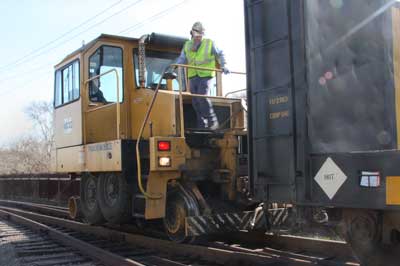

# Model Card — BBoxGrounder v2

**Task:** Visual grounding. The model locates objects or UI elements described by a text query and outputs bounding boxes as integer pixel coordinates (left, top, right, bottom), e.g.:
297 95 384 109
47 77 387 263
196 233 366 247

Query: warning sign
314 157 347 200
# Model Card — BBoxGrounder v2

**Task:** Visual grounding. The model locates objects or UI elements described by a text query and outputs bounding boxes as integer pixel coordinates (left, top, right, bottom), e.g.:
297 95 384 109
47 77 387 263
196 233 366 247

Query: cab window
54 60 80 107
89 45 123 103
133 49 185 91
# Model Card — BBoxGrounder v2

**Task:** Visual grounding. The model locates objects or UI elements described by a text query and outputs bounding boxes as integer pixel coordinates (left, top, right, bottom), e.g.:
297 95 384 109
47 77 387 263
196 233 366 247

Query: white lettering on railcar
78 151 85 164
88 143 112 152
63 117 72 134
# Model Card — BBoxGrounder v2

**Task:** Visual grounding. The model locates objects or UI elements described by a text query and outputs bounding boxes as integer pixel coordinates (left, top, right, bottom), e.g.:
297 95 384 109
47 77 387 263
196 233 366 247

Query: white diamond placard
314 157 347 200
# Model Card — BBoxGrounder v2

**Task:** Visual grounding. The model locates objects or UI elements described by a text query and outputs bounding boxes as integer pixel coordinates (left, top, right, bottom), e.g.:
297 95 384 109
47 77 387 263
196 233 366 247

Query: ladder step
132 194 145 218
134 194 146 199
215 169 230 174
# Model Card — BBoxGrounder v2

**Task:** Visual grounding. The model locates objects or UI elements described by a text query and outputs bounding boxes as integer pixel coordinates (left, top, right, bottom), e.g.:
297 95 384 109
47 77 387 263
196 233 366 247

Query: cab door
83 43 126 144
54 58 83 148
53 57 85 172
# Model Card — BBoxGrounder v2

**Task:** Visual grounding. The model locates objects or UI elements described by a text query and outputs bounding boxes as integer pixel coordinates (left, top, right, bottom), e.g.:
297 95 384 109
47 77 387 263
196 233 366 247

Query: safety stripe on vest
185 39 213 66
184 39 216 78
194 39 212 65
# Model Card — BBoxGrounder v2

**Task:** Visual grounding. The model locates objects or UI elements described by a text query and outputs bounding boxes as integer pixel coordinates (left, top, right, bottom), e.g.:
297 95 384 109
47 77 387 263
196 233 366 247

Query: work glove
169 65 178 72
222 67 230 75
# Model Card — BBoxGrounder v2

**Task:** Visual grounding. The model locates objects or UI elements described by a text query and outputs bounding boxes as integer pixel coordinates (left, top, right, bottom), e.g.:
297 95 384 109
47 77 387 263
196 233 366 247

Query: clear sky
0 0 246 144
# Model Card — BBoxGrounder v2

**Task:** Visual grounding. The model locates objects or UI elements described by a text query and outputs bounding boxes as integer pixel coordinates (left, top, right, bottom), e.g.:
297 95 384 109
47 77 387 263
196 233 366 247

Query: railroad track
209 230 358 266
209 239 357 266
0 199 360 266
0 199 70 219
0 217 101 266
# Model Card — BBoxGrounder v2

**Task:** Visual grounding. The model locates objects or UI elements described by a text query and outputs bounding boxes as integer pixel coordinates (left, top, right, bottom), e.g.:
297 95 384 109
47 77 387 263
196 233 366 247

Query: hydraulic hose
135 67 170 199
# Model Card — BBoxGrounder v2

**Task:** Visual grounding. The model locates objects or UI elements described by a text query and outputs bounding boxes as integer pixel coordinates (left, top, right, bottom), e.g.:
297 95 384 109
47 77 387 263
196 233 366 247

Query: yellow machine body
52 33 246 220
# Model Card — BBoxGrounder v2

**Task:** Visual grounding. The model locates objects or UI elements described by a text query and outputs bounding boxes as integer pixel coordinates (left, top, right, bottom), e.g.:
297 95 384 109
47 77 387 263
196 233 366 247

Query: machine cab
52 33 245 173
51 32 255 243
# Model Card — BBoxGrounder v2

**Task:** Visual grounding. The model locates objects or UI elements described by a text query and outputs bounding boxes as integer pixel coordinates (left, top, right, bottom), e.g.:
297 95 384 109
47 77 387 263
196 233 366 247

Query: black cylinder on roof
147 32 188 49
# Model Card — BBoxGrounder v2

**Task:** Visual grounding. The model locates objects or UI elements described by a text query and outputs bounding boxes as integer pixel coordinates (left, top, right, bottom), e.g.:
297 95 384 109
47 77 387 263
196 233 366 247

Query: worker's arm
175 49 187 65
212 42 229 74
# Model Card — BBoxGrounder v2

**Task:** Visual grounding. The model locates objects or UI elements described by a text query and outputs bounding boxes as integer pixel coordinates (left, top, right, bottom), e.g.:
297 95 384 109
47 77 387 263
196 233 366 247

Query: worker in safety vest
175 21 229 130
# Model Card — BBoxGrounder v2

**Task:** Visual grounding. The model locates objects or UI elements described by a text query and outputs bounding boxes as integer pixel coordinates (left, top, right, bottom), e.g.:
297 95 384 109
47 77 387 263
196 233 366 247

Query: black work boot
207 118 219 130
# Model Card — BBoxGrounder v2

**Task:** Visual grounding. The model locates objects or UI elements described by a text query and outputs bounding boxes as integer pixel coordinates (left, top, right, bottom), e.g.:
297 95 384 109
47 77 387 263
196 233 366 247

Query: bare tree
24 101 54 161
0 101 54 174
25 101 54 141
0 136 49 174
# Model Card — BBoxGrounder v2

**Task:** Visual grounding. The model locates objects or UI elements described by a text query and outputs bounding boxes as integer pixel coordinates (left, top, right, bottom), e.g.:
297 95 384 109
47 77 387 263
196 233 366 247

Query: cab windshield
133 50 185 91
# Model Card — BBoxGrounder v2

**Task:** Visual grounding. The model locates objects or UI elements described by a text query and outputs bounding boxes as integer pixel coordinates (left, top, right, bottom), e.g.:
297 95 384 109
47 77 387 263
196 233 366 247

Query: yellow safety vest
184 39 216 78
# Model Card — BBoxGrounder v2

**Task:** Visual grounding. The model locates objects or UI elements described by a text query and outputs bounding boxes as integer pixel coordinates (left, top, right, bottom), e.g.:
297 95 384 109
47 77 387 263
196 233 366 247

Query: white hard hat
191 21 205 36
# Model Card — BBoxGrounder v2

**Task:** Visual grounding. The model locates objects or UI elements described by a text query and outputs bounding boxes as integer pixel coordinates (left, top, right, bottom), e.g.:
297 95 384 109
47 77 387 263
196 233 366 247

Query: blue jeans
190 76 218 128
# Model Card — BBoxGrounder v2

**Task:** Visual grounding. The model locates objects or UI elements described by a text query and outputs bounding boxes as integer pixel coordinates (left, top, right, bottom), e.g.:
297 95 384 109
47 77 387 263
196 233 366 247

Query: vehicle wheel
345 210 380 248
80 174 105 224
68 196 82 220
164 187 200 243
97 173 131 224
343 209 386 266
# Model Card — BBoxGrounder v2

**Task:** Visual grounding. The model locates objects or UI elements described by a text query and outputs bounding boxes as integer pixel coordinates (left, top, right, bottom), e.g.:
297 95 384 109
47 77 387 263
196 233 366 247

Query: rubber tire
97 173 132 224
163 188 199 243
80 174 105 225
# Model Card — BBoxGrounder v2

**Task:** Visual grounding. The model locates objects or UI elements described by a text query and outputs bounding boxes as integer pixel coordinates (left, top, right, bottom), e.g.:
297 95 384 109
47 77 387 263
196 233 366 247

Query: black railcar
245 0 400 256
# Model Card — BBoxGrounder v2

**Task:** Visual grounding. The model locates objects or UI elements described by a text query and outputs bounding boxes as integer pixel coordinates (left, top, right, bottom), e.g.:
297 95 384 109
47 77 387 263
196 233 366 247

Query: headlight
158 156 171 167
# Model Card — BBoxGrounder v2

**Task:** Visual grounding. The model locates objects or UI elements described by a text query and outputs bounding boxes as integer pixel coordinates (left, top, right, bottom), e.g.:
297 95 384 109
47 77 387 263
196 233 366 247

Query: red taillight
158 141 171 151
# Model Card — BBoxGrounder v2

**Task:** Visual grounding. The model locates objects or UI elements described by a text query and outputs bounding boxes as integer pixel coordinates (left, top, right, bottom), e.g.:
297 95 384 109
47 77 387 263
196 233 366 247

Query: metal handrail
177 66 185 137
135 64 245 199
172 63 246 75
84 68 121 139
224 88 247 98
135 67 169 199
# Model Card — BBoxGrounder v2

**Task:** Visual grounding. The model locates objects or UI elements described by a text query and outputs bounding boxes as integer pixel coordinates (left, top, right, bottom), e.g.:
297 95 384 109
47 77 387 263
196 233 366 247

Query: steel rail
210 241 357 266
0 219 91 265
0 200 69 219
234 231 354 260
0 206 313 266
0 209 145 266
0 200 357 265
0 199 360 266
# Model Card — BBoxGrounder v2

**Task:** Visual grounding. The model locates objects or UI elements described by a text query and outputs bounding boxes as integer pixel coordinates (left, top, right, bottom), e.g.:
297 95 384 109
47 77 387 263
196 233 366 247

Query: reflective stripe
194 58 213 65
203 39 211 61
184 39 216 78
184 41 194 67
195 39 212 65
